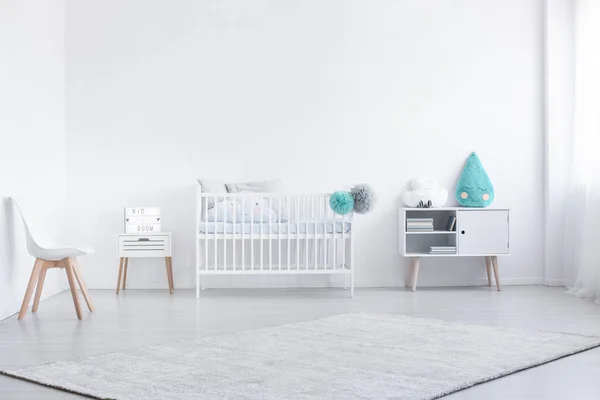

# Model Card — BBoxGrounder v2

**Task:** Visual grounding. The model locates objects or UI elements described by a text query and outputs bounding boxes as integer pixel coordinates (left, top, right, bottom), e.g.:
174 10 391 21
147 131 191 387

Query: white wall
0 1 67 320
65 0 544 289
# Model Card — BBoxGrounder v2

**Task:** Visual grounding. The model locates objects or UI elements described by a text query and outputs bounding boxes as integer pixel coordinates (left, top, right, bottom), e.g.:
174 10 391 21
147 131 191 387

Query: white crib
195 184 354 298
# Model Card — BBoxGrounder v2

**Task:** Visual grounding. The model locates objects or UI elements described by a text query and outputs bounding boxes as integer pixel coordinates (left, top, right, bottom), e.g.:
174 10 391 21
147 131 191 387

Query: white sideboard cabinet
398 207 510 292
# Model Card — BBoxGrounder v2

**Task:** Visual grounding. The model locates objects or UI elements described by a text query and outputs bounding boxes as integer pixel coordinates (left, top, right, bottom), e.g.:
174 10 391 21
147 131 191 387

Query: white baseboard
467 278 544 286
543 278 565 287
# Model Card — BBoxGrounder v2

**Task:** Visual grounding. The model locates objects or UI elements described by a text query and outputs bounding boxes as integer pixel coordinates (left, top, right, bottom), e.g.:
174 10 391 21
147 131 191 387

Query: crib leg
196 240 200 298
349 234 354 298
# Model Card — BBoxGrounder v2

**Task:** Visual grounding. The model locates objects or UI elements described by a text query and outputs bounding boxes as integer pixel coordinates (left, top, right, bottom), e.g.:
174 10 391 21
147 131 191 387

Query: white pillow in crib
206 198 280 222
225 179 284 193
197 179 228 210
225 180 289 221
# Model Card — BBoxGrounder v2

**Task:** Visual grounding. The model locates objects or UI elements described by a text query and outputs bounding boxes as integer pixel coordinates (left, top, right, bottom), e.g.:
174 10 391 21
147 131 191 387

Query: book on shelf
428 245 456 254
445 216 457 231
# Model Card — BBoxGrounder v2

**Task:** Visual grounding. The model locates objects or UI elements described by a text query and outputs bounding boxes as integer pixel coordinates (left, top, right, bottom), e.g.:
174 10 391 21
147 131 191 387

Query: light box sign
125 207 161 233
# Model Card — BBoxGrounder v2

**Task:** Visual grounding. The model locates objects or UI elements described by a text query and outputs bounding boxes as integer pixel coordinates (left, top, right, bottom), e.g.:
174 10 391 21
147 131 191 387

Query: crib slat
304 197 308 270
296 198 300 268
333 208 337 270
287 197 291 270
278 196 282 270
224 195 227 269
269 196 272 270
260 195 264 271
323 196 327 269
314 198 317 269
342 213 346 270
214 195 217 270
205 195 208 272
242 196 246 270
233 197 236 271
251 195 254 270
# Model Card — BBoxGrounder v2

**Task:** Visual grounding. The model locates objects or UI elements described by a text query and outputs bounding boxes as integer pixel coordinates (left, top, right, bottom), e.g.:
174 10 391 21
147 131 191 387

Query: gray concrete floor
1 287 600 399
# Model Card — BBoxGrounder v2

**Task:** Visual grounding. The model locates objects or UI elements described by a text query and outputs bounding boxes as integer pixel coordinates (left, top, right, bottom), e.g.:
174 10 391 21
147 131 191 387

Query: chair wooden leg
18 258 44 320
116 257 124 295
70 258 95 312
122 257 129 290
63 258 83 320
485 256 492 286
491 256 501 291
32 262 50 313
411 257 421 292
165 257 173 294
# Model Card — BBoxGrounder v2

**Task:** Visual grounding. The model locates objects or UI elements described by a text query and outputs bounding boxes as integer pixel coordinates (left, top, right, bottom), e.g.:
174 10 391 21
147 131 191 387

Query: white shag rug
2 313 599 400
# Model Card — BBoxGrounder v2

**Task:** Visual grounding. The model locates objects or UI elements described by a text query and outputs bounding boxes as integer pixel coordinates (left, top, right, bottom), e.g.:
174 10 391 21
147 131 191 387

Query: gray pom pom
350 184 376 214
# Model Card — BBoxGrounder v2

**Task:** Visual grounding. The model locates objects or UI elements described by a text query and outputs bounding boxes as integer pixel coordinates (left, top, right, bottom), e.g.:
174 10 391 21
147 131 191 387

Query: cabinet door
458 210 509 255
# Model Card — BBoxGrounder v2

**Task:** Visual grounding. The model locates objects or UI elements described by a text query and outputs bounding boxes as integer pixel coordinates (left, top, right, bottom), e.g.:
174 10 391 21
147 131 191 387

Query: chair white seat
9 197 95 320
32 245 95 261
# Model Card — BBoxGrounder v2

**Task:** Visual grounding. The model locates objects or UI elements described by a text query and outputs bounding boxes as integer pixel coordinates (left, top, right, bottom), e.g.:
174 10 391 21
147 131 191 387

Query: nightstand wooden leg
485 256 492 286
411 257 421 292
168 257 174 293
122 257 129 290
491 256 501 291
116 257 124 295
165 257 174 294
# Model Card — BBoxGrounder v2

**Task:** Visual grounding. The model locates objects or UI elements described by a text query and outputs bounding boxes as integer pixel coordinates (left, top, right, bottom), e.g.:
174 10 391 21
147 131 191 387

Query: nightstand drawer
118 234 171 257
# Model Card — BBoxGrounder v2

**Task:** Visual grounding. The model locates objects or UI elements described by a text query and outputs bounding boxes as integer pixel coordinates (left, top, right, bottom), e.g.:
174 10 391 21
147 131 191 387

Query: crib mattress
199 220 351 234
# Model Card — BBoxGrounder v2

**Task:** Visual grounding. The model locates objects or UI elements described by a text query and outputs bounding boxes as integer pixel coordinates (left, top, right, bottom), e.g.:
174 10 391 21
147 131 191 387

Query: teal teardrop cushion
455 152 494 207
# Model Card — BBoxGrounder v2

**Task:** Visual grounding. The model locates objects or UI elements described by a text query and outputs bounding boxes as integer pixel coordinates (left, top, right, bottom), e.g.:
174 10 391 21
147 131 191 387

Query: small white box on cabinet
398 207 510 292
124 207 161 233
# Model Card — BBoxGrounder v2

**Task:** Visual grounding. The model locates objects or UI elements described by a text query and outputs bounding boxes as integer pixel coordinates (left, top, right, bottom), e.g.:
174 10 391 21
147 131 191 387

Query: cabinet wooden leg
19 258 44 319
116 257 124 295
485 256 492 286
122 257 129 290
405 263 414 288
491 256 501 291
411 257 421 292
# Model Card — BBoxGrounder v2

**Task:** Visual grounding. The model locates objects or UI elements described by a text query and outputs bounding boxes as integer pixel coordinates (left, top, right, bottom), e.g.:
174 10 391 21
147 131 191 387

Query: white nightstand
116 232 173 294
398 207 510 292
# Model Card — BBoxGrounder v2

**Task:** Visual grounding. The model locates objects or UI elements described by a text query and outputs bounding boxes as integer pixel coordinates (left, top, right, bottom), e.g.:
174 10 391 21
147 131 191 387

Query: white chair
9 198 95 320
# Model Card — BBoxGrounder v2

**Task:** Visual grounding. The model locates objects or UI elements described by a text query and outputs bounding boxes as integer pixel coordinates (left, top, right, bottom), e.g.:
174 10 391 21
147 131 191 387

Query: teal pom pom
330 191 354 215
456 152 495 207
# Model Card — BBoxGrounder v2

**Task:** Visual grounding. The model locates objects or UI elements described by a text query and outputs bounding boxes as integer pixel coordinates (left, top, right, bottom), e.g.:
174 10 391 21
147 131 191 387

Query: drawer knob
137 238 150 242
461 230 465 234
